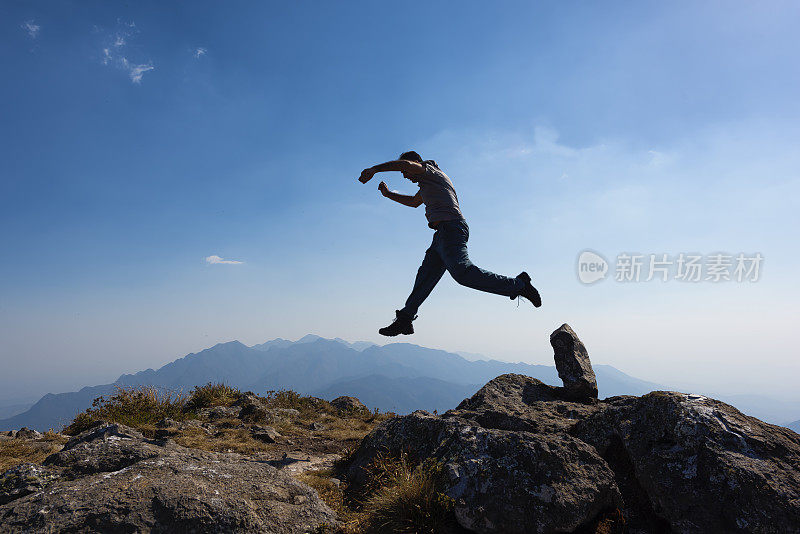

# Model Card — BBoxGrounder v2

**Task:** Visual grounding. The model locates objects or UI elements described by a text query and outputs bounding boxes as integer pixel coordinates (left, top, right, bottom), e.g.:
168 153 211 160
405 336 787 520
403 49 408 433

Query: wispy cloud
22 20 40 39
121 58 154 84
205 255 243 265
194 47 206 59
98 20 154 84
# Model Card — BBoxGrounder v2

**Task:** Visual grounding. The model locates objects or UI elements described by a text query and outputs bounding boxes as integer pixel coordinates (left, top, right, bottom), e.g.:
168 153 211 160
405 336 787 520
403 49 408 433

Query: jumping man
358 151 542 336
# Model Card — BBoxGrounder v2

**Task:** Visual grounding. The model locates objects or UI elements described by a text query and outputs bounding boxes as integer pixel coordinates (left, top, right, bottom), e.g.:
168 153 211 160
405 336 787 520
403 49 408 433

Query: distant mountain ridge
0 334 768 432
0 401 35 420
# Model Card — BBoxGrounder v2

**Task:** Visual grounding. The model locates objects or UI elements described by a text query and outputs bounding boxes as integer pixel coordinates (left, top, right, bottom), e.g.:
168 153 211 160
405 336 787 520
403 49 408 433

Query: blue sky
1 1 799 403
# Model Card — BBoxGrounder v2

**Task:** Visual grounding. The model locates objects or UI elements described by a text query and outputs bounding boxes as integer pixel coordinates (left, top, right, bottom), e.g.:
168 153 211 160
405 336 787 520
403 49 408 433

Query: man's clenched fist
358 168 375 183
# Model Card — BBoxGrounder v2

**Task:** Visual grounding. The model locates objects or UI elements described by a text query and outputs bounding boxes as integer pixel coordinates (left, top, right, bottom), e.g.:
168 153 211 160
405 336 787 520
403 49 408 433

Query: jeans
398 219 524 320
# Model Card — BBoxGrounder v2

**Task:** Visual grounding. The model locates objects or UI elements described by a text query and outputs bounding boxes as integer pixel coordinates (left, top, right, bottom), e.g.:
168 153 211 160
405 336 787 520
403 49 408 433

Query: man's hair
398 150 423 162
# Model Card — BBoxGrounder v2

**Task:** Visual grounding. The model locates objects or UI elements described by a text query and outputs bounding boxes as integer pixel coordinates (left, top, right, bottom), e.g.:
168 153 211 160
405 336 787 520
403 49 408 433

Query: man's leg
397 237 447 320
438 220 524 297
380 236 447 336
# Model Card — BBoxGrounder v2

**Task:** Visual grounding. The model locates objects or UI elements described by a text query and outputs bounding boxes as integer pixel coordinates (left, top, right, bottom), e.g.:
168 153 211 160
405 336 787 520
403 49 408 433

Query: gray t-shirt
416 160 464 229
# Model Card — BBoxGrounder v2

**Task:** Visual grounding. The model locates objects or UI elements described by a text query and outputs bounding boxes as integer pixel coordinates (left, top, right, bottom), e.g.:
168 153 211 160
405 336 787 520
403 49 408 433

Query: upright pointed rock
550 323 598 400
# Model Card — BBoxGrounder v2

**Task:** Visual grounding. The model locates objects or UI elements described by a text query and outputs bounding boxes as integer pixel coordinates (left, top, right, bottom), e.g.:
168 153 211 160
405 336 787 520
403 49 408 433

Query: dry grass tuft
306 452 459 534
63 386 189 435
359 454 457 534
298 469 352 522
172 426 273 455
318 414 393 443
184 382 241 411
262 389 335 418
0 433 69 472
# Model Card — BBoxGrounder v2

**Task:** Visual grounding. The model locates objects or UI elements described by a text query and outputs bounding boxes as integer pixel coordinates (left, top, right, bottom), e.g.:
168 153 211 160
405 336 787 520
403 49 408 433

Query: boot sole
528 287 542 308
378 327 414 337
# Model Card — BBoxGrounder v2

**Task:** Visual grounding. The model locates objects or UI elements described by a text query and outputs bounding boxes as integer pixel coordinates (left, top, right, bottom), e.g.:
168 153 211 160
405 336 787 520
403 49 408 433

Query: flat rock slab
0 423 339 533
550 323 598 400
261 452 341 475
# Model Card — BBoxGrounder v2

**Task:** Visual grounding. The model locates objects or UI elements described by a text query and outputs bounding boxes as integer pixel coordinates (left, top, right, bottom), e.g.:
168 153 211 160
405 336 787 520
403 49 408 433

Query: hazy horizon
2 333 799 410
2 2 799 408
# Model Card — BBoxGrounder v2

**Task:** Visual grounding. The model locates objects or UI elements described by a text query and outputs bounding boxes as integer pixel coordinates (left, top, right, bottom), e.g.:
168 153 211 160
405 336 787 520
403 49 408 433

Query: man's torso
416 160 464 229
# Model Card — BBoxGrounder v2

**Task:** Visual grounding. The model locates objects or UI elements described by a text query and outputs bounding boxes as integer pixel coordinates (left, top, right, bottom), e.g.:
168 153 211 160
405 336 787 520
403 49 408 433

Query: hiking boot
379 310 415 336
513 271 542 307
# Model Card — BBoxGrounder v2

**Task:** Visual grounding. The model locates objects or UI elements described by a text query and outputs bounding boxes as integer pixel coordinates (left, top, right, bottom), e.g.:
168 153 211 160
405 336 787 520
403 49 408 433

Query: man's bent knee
449 264 473 286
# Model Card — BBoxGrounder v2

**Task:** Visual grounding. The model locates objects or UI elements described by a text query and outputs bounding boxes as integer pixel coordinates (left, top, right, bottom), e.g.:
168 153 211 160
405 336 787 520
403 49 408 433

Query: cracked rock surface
0 423 339 533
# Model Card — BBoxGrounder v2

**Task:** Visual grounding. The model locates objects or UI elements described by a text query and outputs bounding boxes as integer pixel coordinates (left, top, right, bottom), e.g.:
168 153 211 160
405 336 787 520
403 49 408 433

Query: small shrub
65 412 98 436
184 382 241 412
63 386 188 434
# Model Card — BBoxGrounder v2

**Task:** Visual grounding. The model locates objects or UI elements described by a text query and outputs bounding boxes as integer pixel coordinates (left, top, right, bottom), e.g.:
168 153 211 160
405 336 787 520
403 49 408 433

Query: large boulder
575 391 800 533
453 373 602 434
348 405 621 534
348 370 800 533
0 422 339 533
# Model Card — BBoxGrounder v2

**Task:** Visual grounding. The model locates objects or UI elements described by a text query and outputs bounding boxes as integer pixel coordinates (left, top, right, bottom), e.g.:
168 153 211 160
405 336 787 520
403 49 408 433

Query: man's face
400 162 420 183
402 170 419 183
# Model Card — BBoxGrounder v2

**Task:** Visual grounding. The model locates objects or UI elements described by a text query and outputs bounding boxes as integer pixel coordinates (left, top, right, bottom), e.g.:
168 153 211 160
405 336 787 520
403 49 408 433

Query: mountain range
1 334 797 433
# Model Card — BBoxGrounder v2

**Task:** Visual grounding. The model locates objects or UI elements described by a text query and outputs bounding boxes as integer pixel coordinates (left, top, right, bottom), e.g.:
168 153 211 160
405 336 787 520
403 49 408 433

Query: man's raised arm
358 160 424 183
379 183 423 208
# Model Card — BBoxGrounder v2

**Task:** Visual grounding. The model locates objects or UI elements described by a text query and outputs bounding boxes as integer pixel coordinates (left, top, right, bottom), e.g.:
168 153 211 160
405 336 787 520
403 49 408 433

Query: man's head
398 150 423 163
399 150 423 181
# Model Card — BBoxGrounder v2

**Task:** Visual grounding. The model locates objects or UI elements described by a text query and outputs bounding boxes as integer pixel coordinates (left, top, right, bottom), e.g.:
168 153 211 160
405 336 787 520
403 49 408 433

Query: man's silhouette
359 151 541 336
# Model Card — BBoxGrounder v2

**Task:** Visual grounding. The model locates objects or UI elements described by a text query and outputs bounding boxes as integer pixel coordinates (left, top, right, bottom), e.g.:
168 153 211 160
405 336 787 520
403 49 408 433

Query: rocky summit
347 324 800 533
1 324 800 533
